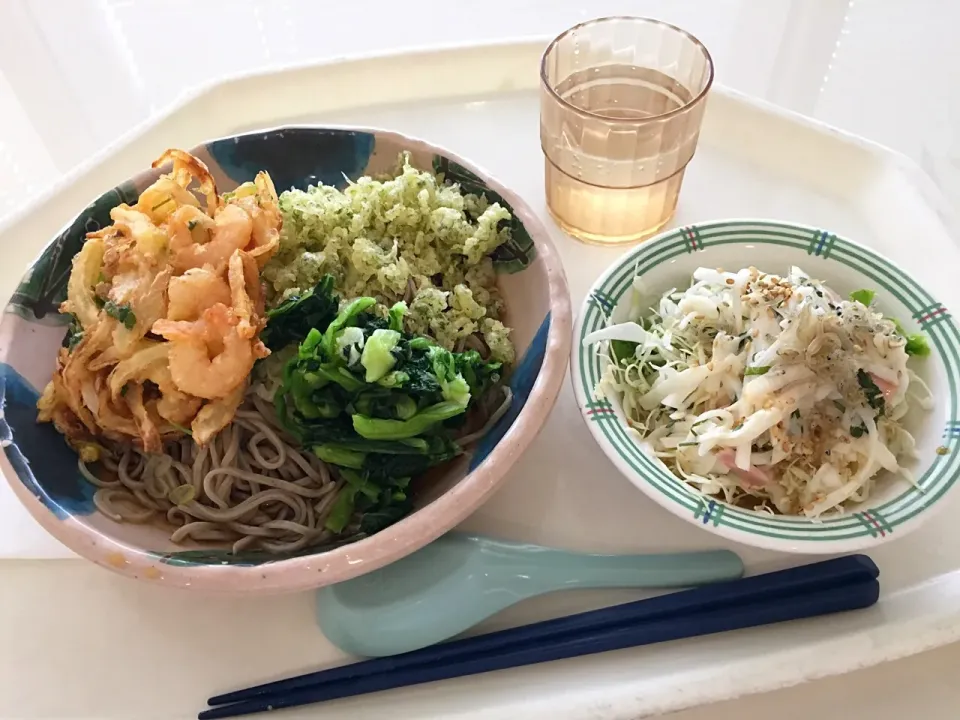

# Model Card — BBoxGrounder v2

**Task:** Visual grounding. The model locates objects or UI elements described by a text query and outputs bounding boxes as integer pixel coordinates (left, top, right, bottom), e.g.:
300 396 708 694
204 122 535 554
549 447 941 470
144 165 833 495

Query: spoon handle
469 536 743 590
536 549 744 590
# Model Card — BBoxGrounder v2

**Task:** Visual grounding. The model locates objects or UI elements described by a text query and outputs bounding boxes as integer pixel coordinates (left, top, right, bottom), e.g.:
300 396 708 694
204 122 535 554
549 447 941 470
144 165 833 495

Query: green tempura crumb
264 154 515 364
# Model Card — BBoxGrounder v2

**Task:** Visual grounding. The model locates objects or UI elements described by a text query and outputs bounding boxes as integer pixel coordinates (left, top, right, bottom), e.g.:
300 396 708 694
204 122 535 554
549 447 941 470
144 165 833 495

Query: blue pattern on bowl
207 128 376 191
470 313 551 471
0 363 95 519
8 182 141 325
432 155 537 274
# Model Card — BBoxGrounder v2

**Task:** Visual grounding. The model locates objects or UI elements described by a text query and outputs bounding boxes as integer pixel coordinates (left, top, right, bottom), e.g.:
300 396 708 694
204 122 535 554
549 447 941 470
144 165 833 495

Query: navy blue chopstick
200 575 878 719
202 555 879 719
209 554 876 706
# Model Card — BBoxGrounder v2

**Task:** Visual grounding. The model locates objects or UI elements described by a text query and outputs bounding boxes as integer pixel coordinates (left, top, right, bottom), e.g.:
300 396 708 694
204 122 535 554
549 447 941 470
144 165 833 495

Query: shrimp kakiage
152 303 267 402
38 149 281 452
167 266 232 321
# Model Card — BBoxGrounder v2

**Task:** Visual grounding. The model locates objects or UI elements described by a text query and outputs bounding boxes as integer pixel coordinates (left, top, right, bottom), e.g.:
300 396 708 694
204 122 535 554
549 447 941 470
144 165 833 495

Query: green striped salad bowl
571 219 959 553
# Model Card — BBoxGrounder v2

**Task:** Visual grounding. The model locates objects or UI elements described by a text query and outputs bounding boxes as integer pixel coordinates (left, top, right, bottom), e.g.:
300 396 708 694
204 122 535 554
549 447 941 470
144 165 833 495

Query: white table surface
2 1 960 718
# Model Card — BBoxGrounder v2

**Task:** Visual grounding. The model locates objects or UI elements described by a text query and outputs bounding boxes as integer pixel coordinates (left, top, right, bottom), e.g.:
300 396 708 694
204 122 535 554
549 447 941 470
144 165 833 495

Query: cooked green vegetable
857 369 886 415
611 340 638 363
103 300 136 330
169 422 192 436
324 468 416 534
849 288 931 357
324 485 361 533
849 289 876 306
314 444 366 469
261 274 338 351
62 314 84 351
353 401 469 440
904 333 931 357
891 318 931 357
429 346 472 406
322 296 376 362
387 301 407 333
744 365 771 376
361 329 401 382
273 276 502 533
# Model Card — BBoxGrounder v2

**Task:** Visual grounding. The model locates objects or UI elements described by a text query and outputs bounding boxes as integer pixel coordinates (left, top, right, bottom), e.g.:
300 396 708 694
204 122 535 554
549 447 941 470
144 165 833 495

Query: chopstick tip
846 554 880 580
206 693 231 707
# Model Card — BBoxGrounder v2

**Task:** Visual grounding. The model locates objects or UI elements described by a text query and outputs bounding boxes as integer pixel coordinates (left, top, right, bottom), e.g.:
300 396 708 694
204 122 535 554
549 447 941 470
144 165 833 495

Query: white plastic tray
2 40 960 719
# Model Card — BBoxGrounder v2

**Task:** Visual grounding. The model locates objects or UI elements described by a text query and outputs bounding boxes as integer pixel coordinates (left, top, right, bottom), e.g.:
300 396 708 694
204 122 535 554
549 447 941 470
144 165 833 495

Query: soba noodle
79 382 513 555
80 390 345 554
48 152 522 557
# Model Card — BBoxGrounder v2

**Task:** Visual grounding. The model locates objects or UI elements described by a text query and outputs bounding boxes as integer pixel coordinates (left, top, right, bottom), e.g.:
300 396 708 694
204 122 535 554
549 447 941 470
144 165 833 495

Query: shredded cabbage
587 266 933 517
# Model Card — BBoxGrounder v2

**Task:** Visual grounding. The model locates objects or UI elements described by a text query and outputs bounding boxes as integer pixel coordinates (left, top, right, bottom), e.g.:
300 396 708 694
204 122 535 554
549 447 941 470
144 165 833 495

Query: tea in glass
540 17 714 244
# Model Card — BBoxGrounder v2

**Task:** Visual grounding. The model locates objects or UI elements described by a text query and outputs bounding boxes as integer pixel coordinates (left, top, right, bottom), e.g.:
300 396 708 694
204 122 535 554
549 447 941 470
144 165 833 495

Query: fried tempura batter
38 150 281 452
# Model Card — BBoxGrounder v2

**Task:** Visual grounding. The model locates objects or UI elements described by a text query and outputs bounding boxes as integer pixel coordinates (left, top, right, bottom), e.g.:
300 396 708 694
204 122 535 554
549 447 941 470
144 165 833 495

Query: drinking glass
540 17 714 244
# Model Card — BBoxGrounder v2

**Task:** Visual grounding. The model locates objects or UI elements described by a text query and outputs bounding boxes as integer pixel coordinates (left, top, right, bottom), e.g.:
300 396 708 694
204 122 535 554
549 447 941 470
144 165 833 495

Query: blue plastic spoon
316 533 743 657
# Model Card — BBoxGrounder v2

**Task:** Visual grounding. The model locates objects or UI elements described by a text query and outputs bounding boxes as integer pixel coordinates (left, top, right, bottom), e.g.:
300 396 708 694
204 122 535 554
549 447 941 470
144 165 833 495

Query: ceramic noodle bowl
0 127 572 593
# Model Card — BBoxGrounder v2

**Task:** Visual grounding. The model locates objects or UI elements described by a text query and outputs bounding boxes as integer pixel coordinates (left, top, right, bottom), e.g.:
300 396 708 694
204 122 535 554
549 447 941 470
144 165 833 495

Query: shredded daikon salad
585 266 934 518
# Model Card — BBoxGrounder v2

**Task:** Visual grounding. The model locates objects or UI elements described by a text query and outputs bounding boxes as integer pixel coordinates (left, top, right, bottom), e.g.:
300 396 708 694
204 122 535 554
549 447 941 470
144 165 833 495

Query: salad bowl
572 219 959 553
